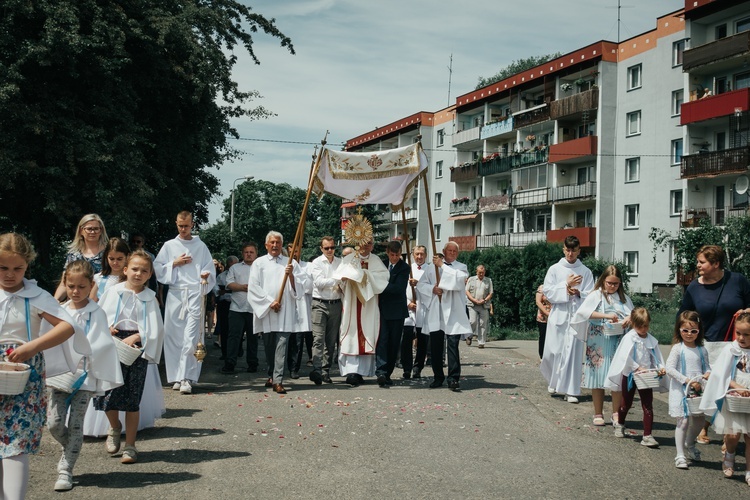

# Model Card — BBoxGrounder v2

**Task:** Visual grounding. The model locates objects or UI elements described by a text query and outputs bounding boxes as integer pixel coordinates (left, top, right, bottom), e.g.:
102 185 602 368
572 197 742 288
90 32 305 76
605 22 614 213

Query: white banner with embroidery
312 143 428 207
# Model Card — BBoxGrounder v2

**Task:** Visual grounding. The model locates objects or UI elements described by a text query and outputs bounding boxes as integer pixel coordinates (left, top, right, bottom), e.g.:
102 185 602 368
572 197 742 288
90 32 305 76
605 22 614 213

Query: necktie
389 264 393 272
417 265 421 270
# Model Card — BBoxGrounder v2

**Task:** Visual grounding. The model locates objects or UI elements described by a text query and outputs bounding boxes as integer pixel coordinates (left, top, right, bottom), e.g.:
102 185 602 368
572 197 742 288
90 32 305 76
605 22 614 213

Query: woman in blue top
54 214 109 301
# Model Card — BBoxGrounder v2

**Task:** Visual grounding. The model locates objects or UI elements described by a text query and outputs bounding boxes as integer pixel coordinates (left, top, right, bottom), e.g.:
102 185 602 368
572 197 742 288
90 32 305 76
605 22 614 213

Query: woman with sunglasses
570 265 633 427
54 214 109 301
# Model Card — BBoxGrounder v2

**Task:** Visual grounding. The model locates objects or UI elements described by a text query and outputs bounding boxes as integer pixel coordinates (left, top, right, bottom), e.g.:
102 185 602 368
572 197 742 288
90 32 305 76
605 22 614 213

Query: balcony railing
391 210 417 224
551 181 597 202
449 199 479 215
547 227 596 247
548 135 597 164
476 232 547 249
513 104 551 130
512 187 549 207
477 234 510 248
680 146 750 179
509 231 547 247
550 89 599 120
452 126 480 147
681 87 750 125
479 194 511 213
479 148 548 176
450 162 479 182
683 31 750 71
480 116 514 140
681 206 748 228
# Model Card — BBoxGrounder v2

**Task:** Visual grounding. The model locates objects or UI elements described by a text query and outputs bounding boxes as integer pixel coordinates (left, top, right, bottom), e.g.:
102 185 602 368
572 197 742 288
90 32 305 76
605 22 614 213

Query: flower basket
686 396 703 415
601 322 624 336
0 361 31 395
47 369 86 393
113 337 143 366
725 390 750 414
633 369 661 390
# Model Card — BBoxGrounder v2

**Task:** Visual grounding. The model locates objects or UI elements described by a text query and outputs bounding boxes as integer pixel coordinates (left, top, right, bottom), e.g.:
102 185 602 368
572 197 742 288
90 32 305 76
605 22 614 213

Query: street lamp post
230 175 254 233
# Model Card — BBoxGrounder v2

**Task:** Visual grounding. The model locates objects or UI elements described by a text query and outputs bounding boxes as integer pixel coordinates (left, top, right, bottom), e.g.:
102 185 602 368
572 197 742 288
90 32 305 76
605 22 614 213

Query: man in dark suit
376 240 410 387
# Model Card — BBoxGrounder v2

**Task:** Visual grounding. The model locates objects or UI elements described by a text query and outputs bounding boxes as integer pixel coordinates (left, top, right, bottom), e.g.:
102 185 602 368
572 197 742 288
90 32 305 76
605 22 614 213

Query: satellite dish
736 175 749 195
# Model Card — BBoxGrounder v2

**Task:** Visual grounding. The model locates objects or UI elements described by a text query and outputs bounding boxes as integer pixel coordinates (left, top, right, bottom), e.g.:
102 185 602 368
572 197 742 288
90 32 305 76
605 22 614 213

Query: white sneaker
172 382 181 390
180 380 192 394
565 395 579 404
105 426 122 454
613 423 626 438
547 387 556 394
121 444 138 464
54 472 73 491
675 455 689 469
641 435 659 448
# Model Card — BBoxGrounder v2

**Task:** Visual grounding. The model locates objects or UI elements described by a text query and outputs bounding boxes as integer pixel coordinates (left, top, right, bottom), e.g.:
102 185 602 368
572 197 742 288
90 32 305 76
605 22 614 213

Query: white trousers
164 287 204 383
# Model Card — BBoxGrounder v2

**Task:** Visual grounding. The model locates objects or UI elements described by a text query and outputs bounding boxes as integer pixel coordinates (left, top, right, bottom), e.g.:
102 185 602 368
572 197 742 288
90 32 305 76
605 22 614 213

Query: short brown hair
673 310 704 346
386 240 402 254
697 245 725 269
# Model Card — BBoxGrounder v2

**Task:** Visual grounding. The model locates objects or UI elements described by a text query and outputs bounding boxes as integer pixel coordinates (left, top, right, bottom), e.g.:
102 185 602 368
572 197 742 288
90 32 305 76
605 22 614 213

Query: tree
0 0 294 266
476 53 562 89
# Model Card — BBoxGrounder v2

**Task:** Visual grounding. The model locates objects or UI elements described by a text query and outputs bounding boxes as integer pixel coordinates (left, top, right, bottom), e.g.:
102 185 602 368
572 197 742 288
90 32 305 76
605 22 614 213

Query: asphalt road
27 338 748 499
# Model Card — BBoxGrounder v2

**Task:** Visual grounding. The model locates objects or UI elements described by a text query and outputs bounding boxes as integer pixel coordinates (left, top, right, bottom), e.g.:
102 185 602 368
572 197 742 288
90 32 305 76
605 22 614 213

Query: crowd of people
2 216 750 497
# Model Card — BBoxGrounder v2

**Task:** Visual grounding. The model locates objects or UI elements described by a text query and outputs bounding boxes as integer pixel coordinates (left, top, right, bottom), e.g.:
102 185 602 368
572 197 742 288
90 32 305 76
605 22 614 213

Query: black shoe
377 375 387 387
322 374 333 384
290 371 300 380
403 372 412 380
346 374 359 387
384 376 394 386
448 380 460 391
310 371 323 385
429 379 444 389
412 369 421 379
220 365 235 374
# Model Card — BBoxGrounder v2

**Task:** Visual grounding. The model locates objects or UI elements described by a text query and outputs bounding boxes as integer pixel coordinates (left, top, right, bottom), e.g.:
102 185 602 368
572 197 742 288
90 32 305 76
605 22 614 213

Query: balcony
479 194 511 213
476 232 547 249
551 181 597 203
452 126 480 147
683 31 750 71
480 116 514 140
449 198 479 215
549 135 597 164
550 89 599 120
477 234 510 248
512 187 549 207
681 206 748 228
449 235 476 251
513 104 551 129
546 227 596 247
450 162 479 182
681 88 750 125
479 148 549 176
391 210 417 224
680 146 750 179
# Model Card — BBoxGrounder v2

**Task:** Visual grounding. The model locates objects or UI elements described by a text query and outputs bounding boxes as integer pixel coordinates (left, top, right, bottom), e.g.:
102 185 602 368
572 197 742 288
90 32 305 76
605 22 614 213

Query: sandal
695 432 710 445
592 414 605 426
723 452 735 478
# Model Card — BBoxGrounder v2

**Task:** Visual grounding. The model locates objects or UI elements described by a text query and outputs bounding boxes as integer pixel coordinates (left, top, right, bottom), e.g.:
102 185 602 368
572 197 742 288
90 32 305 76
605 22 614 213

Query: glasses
322 246 335 250
604 281 620 286
680 328 700 335
82 226 101 233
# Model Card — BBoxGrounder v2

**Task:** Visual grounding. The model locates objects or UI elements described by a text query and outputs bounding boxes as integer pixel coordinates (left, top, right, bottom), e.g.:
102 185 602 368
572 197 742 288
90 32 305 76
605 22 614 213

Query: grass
490 309 676 345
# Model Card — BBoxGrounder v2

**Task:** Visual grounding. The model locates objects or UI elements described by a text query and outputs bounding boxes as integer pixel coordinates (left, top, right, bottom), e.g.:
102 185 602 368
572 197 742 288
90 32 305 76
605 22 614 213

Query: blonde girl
46 260 122 491
94 250 164 464
700 312 750 485
91 238 130 301
665 311 711 470
0 233 83 500
54 214 109 301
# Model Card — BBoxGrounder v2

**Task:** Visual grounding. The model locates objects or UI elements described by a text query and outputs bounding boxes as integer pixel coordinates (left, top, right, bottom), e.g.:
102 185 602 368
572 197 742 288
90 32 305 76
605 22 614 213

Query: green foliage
476 53 563 89
0 0 294 267
581 256 631 290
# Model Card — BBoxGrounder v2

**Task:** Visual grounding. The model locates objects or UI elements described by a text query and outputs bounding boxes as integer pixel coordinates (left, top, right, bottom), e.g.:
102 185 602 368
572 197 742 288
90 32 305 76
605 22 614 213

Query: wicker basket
47 369 86 393
602 322 624 336
0 361 31 395
686 396 703 415
113 337 143 366
725 390 750 414
633 369 662 390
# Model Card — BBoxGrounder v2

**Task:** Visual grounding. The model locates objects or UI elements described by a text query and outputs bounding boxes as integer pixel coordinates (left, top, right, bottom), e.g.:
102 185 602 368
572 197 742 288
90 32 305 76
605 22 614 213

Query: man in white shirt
401 245 429 379
154 211 216 395
308 236 342 385
287 243 313 379
222 243 258 374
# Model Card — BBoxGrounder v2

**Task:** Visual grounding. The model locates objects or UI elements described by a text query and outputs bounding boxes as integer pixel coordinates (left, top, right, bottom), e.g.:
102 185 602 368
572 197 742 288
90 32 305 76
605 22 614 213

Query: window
513 164 548 190
626 111 641 136
410 227 417 241
673 40 686 66
434 224 441 241
437 129 445 147
625 204 639 228
471 184 482 199
672 90 684 116
436 160 443 179
736 71 750 91
434 192 442 209
671 139 683 165
627 64 642 90
716 24 727 39
670 190 683 216
624 252 639 275
625 157 640 182
737 17 750 34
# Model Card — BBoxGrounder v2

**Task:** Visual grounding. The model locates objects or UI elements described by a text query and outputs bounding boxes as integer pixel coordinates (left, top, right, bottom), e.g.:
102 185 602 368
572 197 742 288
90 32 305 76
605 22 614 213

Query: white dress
665 343 710 418
700 342 750 434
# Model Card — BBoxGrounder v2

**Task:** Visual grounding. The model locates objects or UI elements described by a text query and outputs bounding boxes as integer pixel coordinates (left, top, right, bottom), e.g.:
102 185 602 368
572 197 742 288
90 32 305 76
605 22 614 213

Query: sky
208 0 686 224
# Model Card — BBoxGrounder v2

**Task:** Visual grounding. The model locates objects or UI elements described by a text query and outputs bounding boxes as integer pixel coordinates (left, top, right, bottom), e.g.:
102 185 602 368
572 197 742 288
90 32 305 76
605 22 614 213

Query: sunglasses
322 246 335 250
680 328 700 335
